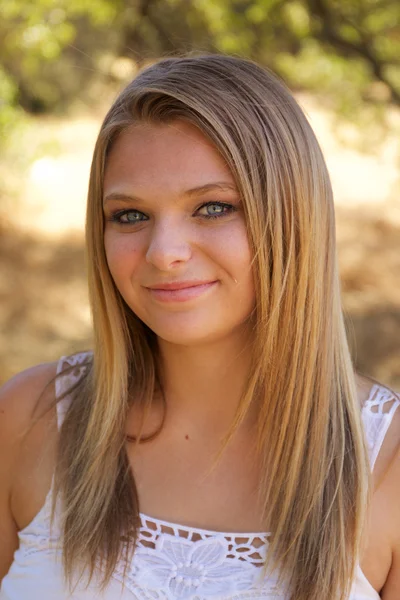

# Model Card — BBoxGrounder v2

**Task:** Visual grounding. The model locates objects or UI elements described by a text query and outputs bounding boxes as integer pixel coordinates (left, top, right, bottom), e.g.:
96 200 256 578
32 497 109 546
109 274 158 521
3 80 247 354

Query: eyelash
108 201 237 225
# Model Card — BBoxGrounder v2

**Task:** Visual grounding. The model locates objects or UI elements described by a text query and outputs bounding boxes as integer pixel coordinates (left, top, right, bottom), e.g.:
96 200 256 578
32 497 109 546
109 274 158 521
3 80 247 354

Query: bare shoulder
0 361 59 495
358 374 400 599
355 372 400 474
369 375 400 483
0 352 92 437
0 362 59 446
356 372 400 416
352 372 400 597
0 361 58 580
378 403 400 599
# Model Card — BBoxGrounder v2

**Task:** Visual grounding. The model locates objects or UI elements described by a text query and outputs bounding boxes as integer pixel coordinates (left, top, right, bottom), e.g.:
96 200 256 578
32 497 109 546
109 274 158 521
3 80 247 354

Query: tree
0 0 399 141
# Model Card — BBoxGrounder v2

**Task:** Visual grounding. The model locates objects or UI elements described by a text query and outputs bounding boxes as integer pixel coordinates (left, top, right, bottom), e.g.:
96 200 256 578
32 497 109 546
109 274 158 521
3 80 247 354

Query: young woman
0 55 399 600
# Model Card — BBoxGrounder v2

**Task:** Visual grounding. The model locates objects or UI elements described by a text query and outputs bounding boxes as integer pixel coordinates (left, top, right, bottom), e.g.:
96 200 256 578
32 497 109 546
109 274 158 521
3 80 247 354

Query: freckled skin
103 121 256 347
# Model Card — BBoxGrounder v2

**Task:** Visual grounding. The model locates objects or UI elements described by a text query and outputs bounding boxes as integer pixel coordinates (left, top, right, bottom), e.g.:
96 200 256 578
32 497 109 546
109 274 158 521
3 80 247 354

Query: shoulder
355 373 400 475
0 351 93 436
355 372 400 423
0 362 60 496
354 374 400 597
0 362 59 444
0 352 92 469
358 376 400 598
370 376 400 488
0 353 92 525
0 361 59 578
377 402 400 598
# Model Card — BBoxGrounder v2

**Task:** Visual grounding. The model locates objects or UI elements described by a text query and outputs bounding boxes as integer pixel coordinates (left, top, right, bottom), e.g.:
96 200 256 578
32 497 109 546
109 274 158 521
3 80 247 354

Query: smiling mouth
146 281 218 302
147 279 215 291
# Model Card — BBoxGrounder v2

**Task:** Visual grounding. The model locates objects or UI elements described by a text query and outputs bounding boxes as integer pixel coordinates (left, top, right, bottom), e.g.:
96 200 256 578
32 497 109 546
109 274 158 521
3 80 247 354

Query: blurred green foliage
0 0 399 145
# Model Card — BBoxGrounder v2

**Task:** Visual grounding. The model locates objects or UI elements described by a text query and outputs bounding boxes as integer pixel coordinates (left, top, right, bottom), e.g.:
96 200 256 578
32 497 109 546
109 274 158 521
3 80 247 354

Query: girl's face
103 120 256 346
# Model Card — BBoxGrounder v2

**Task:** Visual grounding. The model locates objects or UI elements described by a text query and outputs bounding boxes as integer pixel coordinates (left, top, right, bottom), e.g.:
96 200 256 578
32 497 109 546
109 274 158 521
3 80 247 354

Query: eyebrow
103 182 238 204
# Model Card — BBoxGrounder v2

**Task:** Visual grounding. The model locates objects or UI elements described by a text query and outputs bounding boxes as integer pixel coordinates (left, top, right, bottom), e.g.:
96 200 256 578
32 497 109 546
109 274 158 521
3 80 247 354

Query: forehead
103 121 235 194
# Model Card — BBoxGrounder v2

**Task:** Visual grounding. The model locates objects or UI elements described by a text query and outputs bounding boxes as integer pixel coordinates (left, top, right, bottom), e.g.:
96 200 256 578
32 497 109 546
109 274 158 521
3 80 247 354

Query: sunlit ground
1 95 399 387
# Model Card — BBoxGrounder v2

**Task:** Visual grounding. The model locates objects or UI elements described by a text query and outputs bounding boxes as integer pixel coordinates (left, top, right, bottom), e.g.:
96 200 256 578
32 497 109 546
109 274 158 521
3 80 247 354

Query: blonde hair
54 54 370 599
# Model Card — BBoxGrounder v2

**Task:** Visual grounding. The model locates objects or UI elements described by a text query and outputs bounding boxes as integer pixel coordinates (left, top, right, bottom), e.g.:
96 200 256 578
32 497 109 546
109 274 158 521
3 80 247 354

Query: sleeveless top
1 352 399 600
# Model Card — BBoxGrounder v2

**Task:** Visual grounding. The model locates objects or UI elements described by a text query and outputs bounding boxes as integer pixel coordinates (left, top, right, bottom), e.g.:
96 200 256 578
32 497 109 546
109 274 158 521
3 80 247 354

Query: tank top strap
361 383 400 470
55 351 92 430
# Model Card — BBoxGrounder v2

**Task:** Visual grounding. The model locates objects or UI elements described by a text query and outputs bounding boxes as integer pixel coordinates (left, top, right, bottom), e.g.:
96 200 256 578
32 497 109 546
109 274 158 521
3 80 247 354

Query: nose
145 219 192 270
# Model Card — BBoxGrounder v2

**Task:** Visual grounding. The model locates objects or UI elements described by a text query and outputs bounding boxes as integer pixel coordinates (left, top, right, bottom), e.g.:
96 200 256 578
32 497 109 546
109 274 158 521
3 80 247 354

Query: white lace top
1 352 399 600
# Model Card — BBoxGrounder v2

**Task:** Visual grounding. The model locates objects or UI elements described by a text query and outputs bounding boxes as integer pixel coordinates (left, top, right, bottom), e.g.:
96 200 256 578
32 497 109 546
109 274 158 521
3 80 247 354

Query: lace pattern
113 533 281 599
361 383 400 468
115 515 276 598
18 478 281 598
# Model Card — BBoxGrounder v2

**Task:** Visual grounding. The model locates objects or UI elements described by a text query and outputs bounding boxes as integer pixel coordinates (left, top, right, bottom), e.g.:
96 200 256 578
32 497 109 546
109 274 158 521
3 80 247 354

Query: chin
151 326 221 347
140 315 230 347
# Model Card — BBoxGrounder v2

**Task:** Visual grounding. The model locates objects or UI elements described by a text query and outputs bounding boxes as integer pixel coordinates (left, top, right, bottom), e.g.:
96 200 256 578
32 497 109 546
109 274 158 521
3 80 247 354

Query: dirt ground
0 99 399 388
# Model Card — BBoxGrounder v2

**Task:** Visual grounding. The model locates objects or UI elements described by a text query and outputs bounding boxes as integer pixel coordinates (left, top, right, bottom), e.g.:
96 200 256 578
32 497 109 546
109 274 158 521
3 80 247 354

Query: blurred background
0 0 399 386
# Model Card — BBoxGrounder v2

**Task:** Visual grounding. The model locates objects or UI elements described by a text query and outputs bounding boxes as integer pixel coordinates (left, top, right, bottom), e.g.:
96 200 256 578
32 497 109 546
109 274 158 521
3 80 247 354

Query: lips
146 280 215 291
146 280 218 302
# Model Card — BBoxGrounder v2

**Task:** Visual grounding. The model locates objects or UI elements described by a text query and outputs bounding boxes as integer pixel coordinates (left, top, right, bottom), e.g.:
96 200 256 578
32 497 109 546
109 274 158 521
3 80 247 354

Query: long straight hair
53 54 370 599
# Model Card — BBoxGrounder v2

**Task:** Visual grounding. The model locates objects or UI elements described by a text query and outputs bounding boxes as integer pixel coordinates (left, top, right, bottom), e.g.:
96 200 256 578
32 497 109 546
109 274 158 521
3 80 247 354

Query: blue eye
197 202 236 219
107 202 236 225
109 210 147 224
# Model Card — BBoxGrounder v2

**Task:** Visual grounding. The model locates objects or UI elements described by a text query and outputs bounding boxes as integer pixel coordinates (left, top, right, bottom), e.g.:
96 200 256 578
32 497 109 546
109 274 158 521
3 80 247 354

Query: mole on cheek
185 434 189 440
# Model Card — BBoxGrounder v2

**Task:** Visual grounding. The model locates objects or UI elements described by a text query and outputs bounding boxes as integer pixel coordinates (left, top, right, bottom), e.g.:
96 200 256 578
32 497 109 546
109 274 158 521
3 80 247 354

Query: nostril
145 242 192 268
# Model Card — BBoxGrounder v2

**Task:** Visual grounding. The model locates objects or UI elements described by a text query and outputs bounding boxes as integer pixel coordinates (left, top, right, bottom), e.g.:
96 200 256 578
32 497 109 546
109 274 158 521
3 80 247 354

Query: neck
156 328 256 438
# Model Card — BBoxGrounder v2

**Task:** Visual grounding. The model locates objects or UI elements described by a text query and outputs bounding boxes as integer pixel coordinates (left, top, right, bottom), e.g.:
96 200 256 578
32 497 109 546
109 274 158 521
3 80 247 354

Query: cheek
208 225 255 307
209 224 253 276
104 232 142 283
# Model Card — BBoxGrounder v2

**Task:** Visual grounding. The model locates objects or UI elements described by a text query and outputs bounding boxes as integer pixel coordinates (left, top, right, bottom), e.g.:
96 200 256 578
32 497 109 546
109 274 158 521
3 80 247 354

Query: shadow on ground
1 206 399 387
